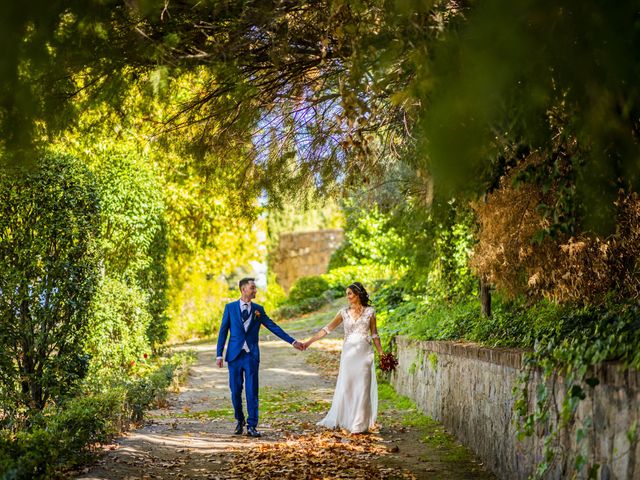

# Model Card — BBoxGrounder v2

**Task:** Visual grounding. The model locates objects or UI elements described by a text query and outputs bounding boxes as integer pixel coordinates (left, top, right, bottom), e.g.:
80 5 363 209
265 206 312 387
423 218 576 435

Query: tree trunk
480 275 491 318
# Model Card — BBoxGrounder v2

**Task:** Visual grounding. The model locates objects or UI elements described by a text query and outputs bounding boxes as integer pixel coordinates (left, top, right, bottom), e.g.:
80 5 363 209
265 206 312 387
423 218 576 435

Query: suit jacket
216 300 295 362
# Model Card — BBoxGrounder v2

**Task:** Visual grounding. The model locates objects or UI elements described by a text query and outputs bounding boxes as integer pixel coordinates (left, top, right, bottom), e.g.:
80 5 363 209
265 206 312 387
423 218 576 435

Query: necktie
242 306 250 321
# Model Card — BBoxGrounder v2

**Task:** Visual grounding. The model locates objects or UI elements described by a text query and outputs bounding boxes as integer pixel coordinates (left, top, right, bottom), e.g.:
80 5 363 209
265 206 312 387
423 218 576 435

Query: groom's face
241 280 257 300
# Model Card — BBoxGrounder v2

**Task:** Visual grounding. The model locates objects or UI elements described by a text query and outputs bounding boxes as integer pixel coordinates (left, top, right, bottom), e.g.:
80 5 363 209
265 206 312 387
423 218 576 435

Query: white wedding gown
317 306 378 433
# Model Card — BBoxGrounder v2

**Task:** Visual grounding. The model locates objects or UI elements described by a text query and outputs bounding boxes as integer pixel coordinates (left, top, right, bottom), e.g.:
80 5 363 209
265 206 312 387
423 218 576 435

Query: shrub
141 218 170 351
0 351 195 478
89 150 169 352
275 265 394 319
376 287 636 353
274 296 329 320
90 151 166 279
0 153 101 418
0 389 126 479
85 277 152 381
471 160 640 304
123 351 190 421
287 276 330 304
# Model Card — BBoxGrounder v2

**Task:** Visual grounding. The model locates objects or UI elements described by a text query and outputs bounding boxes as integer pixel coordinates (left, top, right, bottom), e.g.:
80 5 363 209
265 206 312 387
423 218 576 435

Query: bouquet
379 352 398 372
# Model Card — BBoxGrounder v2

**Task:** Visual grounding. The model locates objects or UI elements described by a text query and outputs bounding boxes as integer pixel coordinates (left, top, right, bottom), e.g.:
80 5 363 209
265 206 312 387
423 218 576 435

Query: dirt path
76 308 494 480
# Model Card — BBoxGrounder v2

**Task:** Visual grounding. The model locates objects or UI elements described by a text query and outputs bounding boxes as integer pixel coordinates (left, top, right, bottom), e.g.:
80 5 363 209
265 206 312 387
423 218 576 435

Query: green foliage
123 354 187 423
89 150 165 279
140 217 170 350
331 179 476 304
85 149 169 350
513 303 640 477
0 350 194 479
287 276 331 304
275 295 331 320
257 273 287 312
85 277 152 380
167 274 230 341
376 284 592 351
2 3 638 475
0 152 100 417
417 0 640 232
328 203 404 269
0 1 147 154
432 207 477 300
0 390 126 479
56 68 260 345
275 265 393 319
377 282 640 476
3 1 639 236
427 353 438 372
322 265 393 291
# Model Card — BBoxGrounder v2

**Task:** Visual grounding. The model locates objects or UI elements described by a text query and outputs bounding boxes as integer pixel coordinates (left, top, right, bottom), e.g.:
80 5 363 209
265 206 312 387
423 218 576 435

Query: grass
261 387 330 416
377 380 476 464
274 298 345 334
174 407 235 420
173 387 331 423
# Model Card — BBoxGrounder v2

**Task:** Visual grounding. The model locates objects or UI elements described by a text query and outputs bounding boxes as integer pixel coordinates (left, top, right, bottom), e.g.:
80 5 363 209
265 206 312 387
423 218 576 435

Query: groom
216 277 304 437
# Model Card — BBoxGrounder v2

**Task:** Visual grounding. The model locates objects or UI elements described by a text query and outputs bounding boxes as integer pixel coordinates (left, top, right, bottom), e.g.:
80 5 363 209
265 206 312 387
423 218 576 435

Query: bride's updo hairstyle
348 282 370 307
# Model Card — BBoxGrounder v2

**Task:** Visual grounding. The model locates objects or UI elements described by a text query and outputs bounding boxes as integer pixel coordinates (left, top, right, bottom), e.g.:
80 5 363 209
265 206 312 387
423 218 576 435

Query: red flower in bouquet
379 352 398 372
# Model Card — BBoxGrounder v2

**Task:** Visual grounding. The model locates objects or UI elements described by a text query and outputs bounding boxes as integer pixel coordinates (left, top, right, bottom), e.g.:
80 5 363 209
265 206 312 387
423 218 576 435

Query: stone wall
273 229 344 292
390 336 640 479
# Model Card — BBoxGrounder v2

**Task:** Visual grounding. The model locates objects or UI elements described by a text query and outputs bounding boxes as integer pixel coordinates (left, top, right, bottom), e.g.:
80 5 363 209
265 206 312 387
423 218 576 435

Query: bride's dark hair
347 282 370 306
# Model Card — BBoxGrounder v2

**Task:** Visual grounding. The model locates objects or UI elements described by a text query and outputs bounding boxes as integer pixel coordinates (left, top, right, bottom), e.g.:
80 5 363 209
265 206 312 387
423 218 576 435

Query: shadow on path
76 314 494 480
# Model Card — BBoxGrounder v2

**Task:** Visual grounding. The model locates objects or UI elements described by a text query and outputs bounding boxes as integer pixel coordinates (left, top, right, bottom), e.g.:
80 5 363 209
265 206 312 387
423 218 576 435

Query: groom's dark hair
239 277 255 290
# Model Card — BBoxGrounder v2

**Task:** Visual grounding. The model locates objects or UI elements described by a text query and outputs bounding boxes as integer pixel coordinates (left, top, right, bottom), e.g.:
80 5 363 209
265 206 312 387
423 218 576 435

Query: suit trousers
227 350 260 428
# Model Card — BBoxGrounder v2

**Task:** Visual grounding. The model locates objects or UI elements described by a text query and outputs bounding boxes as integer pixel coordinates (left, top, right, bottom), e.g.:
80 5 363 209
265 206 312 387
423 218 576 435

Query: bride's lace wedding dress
317 306 378 433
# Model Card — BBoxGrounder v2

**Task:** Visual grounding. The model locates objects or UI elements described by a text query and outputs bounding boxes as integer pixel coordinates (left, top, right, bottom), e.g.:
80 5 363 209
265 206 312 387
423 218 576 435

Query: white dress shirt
240 301 252 353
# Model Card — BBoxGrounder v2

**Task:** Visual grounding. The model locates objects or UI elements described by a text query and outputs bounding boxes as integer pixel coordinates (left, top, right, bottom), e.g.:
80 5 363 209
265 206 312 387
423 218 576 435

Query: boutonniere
254 310 261 319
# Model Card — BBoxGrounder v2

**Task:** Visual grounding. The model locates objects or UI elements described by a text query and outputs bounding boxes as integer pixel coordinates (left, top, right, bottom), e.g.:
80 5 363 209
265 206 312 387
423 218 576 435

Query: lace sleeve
322 308 345 335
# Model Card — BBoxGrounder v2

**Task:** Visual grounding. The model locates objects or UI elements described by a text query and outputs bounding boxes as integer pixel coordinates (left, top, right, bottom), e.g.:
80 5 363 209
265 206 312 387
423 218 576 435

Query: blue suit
216 300 296 428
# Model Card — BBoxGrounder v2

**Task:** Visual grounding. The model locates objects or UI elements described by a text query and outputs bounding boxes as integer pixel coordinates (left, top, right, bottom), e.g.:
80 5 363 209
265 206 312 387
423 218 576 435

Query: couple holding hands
215 277 385 437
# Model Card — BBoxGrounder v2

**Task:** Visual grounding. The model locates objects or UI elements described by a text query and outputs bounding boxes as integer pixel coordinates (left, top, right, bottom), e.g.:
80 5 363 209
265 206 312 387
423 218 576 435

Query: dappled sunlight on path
75 311 494 480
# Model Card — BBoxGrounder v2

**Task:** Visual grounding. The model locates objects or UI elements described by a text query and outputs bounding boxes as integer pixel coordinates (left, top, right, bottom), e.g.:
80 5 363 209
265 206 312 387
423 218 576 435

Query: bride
302 282 384 433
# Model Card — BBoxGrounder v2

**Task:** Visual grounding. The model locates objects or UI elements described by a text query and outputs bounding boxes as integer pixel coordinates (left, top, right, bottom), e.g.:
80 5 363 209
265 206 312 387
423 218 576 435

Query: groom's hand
292 340 304 351
216 357 223 368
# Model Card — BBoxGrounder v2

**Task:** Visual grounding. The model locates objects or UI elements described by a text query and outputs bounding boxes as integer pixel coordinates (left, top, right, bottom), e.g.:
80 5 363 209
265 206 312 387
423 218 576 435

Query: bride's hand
303 340 313 350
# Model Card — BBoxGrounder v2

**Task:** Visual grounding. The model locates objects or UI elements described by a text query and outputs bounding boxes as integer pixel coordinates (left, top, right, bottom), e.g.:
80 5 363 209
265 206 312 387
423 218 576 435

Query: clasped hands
292 340 312 351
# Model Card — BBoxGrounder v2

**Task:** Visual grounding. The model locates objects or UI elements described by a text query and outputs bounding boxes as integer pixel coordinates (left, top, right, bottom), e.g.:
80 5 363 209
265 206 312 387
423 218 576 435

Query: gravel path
76 311 494 480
